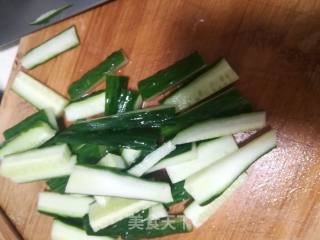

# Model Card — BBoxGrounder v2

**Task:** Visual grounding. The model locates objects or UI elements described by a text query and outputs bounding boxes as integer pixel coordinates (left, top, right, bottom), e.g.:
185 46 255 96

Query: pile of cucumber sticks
0 25 276 240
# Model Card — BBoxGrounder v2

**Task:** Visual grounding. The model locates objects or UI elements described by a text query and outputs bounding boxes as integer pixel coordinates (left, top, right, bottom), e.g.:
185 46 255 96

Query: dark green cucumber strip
165 181 192 207
47 176 70 194
138 52 205 100
83 211 191 239
83 210 148 238
161 88 253 139
117 90 142 113
68 50 128 100
68 106 176 132
30 4 72 25
3 109 57 140
75 144 107 165
105 75 128 115
50 129 159 151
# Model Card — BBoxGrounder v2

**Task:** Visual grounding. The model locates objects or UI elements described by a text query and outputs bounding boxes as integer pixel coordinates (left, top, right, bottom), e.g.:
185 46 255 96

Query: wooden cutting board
1 0 320 239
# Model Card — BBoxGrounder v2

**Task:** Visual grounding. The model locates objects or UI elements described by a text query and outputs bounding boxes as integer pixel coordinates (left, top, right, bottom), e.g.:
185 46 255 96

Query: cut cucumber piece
0 121 56 158
89 197 157 232
105 75 128 115
3 108 58 140
184 173 247 228
0 144 75 183
185 130 277 205
147 143 196 173
64 91 105 122
47 176 70 194
76 144 107 165
68 105 176 132
51 219 113 240
21 26 79 69
68 50 128 100
66 165 173 203
168 181 191 206
161 88 252 138
11 72 68 116
52 129 159 151
128 141 176 177
38 192 94 218
97 153 127 169
148 204 168 220
167 136 238 183
173 112 266 145
84 212 192 239
163 58 239 112
94 196 111 207
30 4 72 25
121 148 142 166
138 52 205 100
117 90 142 113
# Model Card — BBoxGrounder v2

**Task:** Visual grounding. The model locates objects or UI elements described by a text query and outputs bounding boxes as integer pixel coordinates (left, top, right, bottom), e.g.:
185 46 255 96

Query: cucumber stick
161 88 252 138
52 129 159 151
97 153 127 169
66 166 173 203
64 91 105 122
169 181 191 205
163 59 239 112
51 219 113 240
12 72 68 116
0 145 75 183
76 144 107 165
117 90 142 113
184 173 247 228
38 192 94 218
47 176 70 194
68 50 128 100
3 108 58 140
94 196 111 207
105 75 128 115
147 143 196 173
21 26 79 69
128 141 176 177
68 105 175 132
138 52 205 100
167 136 238 184
185 130 277 205
0 121 56 158
84 212 192 239
173 112 266 145
30 4 72 25
89 197 157 231
148 204 168 220
121 148 141 166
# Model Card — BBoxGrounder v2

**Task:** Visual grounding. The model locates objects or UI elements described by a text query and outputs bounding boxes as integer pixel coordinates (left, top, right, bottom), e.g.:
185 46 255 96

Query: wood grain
0 0 320 239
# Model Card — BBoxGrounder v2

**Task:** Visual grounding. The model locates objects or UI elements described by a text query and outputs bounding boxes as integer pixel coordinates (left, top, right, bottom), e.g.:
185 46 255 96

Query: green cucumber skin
83 210 191 239
68 107 176 132
105 75 128 115
21 26 79 69
47 176 70 194
162 143 192 160
75 144 107 165
165 181 191 207
30 4 72 25
4 109 55 140
138 52 205 100
83 210 148 238
161 88 253 139
117 90 141 113
68 50 128 100
50 129 159 151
